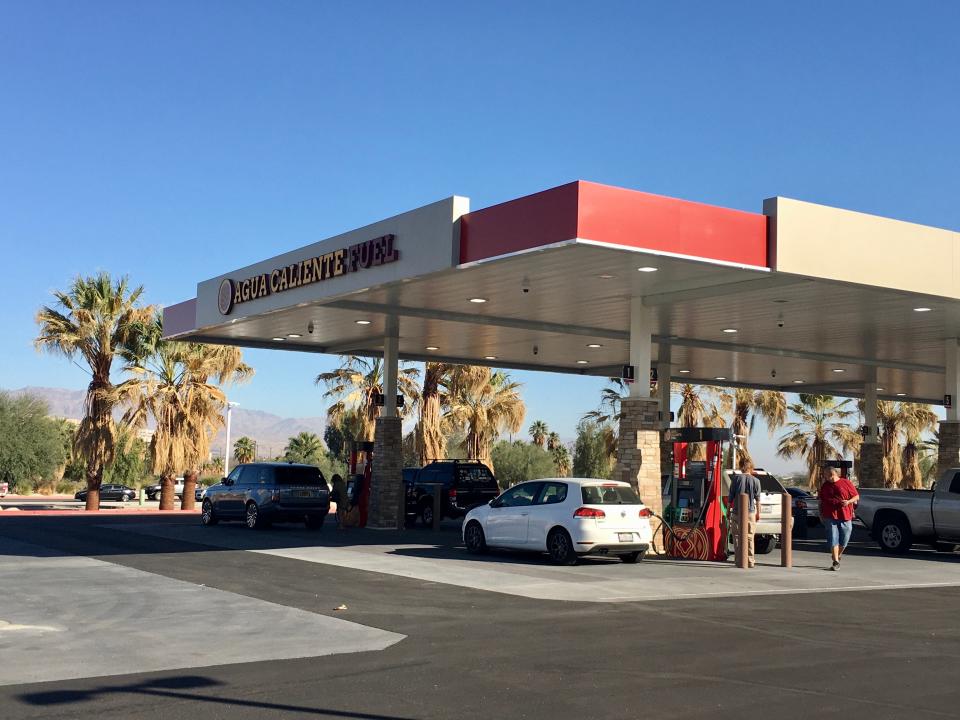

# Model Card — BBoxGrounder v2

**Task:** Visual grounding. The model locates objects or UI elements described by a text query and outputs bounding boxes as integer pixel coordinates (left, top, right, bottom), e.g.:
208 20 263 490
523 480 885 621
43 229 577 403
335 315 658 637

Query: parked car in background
785 486 821 526
721 469 788 554
0 480 8 497
462 478 653 565
856 467 960 553
201 462 330 530
404 459 500 527
75 484 138 502
145 478 185 501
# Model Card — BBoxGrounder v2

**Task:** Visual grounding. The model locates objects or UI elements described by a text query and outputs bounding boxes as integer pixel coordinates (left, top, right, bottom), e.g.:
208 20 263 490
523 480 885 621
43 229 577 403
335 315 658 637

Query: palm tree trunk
159 473 176 511
418 370 444 465
85 467 101 511
181 469 198 511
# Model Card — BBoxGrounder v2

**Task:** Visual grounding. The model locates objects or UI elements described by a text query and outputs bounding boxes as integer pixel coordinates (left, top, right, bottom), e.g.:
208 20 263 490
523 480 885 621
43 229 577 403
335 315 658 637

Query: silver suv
201 462 330 530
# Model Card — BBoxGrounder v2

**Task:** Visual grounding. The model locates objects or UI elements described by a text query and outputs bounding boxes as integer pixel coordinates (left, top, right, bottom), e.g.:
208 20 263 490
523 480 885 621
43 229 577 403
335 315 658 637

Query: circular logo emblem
218 278 234 315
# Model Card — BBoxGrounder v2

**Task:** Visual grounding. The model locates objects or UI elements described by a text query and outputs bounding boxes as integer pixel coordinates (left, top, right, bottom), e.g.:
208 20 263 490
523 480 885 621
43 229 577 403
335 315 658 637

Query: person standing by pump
330 473 348 530
728 460 762 567
819 466 859 570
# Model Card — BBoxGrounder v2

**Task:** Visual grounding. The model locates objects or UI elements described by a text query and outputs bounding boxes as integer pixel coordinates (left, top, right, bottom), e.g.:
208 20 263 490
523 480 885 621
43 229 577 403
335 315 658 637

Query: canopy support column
859 376 882 487
939 338 960 481
369 316 402 529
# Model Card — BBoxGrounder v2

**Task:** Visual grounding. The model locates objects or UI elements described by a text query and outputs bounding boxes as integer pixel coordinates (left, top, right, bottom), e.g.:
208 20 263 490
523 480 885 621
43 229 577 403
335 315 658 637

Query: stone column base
937 422 960 484
858 443 883 488
613 398 663 519
368 416 403 529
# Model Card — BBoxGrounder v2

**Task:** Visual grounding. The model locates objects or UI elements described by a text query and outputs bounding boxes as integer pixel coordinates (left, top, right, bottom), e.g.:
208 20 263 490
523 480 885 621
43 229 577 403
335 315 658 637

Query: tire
547 528 578 566
201 499 218 526
464 521 487 554
245 501 268 530
305 515 324 531
620 551 642 564
876 514 913 554
755 535 777 555
420 501 434 528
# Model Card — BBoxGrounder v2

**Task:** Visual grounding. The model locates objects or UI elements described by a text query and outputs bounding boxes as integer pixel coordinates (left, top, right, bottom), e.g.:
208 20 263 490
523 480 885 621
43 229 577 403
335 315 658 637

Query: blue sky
2 1 958 472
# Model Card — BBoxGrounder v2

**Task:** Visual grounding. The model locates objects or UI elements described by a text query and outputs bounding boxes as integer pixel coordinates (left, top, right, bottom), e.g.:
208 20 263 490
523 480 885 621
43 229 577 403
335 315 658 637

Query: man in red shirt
819 466 860 570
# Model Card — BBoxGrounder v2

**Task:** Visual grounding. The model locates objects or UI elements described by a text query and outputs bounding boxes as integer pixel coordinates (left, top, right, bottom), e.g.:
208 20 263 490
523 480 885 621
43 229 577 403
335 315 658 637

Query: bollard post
781 492 793 568
738 492 749 569
139 487 145 507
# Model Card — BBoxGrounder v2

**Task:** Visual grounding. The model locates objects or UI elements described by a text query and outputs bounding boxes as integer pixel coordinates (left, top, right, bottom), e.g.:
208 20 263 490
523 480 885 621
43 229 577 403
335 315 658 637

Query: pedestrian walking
330 473 348 529
819 466 859 570
728 460 762 567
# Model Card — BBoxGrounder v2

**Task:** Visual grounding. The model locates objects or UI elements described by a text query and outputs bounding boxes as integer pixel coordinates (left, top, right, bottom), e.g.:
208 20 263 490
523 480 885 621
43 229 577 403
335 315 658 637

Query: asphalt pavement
1 513 958 719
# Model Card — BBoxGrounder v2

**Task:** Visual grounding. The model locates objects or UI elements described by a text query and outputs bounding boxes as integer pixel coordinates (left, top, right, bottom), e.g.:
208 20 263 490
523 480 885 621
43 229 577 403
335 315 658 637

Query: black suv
201 462 330 530
404 460 500 527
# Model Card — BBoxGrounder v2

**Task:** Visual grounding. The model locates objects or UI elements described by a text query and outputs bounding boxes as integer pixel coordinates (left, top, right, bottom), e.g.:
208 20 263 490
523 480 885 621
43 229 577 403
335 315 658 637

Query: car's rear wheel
305 515 324 531
420 501 434 528
201 499 218 526
755 535 777 555
547 528 578 566
245 501 268 529
464 521 487 554
876 514 912 553
619 551 642 564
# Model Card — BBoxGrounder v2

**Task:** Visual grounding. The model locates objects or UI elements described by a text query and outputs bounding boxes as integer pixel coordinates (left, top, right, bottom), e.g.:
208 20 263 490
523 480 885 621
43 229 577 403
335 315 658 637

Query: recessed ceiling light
484 355 497 360
832 368 846 373
598 274 615 279
877 387 885 391
355 320 371 325
914 307 932 312
586 343 603 348
469 297 488 303
773 299 788 304
896 392 907 397
637 266 658 273
679 369 691 374
272 337 285 341
722 328 738 334
793 379 805 384
287 333 301 338
425 346 439 351
576 360 589 364
714 376 727 381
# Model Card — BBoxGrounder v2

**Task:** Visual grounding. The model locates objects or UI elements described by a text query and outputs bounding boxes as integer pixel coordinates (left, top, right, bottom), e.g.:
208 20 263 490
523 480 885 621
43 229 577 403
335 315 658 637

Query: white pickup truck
856 468 960 553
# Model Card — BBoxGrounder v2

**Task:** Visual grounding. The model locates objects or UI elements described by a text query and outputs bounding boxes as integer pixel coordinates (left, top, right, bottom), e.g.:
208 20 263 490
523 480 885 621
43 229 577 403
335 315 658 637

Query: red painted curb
0 508 201 516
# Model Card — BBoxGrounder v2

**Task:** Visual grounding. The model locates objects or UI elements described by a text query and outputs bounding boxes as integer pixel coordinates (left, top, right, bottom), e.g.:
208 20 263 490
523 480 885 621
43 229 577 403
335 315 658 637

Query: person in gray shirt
728 460 762 567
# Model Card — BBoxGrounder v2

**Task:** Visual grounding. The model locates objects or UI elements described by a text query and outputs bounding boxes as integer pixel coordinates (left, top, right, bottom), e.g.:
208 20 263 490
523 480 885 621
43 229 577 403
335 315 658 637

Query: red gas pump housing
349 441 374 528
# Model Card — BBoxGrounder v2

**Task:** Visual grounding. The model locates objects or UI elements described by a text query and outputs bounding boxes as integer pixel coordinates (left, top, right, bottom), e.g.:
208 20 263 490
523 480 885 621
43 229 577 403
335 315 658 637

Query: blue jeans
826 519 852 550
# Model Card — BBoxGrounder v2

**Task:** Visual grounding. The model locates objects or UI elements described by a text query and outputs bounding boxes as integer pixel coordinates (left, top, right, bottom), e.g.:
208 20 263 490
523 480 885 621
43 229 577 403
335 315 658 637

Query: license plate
618 533 633 542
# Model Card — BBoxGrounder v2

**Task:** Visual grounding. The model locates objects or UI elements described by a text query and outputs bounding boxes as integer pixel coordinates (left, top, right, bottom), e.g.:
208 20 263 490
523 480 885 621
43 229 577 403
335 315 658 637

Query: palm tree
34 273 154 510
546 431 561 451
582 378 629 465
284 432 325 465
234 437 256 465
727 389 787 470
415 363 486 465
870 401 938 489
445 368 525 469
316 356 419 442
123 334 251 510
673 383 727 460
529 421 549 448
897 404 938 489
552 444 571 477
777 395 862 489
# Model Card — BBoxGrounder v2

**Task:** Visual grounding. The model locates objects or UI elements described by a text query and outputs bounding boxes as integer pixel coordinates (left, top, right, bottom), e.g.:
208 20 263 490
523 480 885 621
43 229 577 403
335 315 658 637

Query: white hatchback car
462 478 653 565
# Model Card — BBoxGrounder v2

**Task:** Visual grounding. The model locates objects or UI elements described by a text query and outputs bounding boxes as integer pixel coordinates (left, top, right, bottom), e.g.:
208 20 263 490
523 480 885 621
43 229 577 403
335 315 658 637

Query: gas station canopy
164 180 960 405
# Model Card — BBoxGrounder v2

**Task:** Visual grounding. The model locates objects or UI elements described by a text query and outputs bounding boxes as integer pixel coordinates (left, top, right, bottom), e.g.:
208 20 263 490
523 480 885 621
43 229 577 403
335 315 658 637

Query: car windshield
273 466 326 486
756 474 784 494
581 484 641 505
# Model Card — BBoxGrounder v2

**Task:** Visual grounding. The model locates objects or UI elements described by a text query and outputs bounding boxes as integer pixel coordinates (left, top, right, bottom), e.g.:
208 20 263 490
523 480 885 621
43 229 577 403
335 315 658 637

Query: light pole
224 401 239 476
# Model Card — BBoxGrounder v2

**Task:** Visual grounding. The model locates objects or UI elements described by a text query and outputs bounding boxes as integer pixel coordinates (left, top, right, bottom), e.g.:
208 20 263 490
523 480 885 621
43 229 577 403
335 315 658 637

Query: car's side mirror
222 478 232 486
490 498 501 508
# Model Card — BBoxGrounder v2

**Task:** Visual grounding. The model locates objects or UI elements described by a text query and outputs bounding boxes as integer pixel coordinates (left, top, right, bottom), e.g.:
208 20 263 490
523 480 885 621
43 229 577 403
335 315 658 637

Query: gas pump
662 427 732 561
348 440 374 528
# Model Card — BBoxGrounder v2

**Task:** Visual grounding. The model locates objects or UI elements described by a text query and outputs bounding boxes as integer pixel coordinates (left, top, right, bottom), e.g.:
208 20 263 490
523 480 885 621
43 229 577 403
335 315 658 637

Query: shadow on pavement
17 674 417 719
